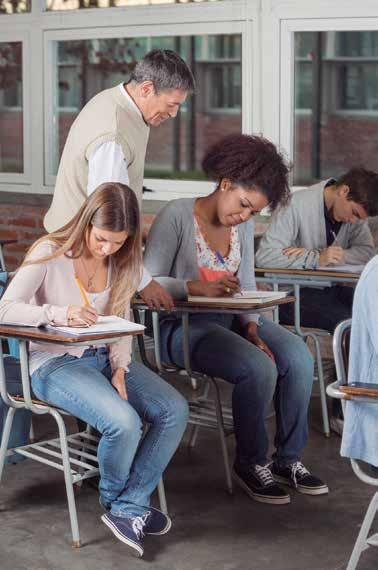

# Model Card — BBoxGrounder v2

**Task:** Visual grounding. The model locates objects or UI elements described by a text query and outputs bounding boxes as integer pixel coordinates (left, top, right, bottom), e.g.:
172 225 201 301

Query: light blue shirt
341 255 378 466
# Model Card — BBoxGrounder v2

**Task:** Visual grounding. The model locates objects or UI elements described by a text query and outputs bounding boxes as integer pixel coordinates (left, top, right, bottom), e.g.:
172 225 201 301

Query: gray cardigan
144 198 259 324
256 180 375 269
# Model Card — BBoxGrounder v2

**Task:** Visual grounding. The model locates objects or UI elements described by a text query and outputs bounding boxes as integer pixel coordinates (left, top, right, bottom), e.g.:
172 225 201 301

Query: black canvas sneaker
233 463 290 505
272 461 329 495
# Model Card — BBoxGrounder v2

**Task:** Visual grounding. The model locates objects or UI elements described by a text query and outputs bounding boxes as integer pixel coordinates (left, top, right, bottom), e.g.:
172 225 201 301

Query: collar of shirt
118 83 143 119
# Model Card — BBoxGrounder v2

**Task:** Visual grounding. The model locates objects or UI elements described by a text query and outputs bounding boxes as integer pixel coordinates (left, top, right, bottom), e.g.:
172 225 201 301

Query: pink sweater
0 240 133 373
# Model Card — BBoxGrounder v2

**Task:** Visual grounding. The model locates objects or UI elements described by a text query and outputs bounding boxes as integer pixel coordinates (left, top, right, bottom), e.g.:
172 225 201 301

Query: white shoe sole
101 514 144 557
232 471 291 505
273 474 329 495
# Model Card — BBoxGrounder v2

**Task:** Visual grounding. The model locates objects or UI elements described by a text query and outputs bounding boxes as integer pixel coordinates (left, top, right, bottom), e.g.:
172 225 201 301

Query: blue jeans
160 315 314 469
31 348 189 518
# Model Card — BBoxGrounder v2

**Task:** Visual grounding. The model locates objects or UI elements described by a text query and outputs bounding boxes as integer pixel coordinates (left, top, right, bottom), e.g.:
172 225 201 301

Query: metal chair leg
52 410 81 548
346 492 378 570
188 380 210 449
311 334 331 437
157 477 168 515
0 406 16 481
211 378 233 494
188 424 200 448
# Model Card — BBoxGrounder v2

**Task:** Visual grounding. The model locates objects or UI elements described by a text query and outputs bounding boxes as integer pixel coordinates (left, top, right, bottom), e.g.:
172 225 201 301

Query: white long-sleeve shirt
86 83 152 292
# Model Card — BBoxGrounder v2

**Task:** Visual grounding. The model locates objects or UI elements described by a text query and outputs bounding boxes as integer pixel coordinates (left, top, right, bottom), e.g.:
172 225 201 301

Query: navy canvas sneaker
101 512 147 557
144 506 172 535
99 497 172 536
272 461 329 495
233 463 290 505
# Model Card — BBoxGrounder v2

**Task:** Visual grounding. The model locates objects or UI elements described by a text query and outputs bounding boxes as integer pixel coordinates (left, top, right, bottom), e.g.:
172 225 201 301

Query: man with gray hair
44 49 195 310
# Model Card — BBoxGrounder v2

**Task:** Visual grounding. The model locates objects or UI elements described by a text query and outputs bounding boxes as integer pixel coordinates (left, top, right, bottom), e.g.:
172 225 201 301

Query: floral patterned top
194 216 241 281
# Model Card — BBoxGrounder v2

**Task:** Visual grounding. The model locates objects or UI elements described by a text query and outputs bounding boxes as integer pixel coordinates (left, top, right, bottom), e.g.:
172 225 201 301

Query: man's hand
139 279 174 311
111 368 128 400
244 322 275 362
318 246 345 267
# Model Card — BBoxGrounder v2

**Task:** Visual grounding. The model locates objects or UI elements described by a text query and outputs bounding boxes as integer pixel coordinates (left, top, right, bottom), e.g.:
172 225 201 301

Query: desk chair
0 283 167 548
133 307 237 495
327 319 378 570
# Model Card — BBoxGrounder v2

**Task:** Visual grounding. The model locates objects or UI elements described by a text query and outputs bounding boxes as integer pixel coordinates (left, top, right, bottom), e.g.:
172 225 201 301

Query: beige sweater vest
44 85 150 232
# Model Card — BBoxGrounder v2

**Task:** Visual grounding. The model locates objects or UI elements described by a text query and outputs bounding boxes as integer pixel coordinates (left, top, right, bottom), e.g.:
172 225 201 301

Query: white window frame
274 1 378 189
0 0 259 200
0 30 31 184
43 20 252 200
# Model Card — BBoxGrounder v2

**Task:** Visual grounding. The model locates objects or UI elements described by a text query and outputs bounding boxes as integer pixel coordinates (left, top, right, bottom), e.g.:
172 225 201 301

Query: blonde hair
24 183 142 316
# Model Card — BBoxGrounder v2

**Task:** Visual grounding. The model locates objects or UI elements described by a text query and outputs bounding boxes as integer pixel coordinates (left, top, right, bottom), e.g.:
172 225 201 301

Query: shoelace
290 462 310 487
131 511 151 539
254 464 275 487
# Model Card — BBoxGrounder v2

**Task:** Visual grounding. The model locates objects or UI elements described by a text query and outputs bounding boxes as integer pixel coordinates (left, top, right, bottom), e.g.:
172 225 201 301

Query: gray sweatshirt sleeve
255 204 319 269
237 221 259 326
144 203 188 300
344 220 375 265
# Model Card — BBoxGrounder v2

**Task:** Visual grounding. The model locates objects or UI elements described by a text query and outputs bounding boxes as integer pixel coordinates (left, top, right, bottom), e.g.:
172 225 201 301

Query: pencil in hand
75 276 90 307
331 231 341 247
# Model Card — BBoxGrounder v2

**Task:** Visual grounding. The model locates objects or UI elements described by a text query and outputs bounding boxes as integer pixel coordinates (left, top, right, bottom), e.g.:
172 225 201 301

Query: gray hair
129 49 195 94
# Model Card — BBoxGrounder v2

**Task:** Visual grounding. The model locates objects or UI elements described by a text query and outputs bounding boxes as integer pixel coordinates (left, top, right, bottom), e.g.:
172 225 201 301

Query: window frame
43 21 249 198
0 30 30 184
278 11 378 188
0 0 258 200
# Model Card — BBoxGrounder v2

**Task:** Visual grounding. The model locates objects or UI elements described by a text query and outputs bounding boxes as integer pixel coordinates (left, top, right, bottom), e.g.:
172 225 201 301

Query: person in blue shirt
341 255 378 466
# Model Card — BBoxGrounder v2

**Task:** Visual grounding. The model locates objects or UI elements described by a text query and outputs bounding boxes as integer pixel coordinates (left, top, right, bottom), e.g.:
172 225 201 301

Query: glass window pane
50 35 242 181
294 31 378 185
47 0 225 11
0 0 30 14
0 42 23 173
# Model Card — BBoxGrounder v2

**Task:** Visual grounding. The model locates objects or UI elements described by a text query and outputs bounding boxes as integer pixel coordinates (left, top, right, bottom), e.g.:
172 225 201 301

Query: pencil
215 251 243 296
331 230 340 247
75 275 90 307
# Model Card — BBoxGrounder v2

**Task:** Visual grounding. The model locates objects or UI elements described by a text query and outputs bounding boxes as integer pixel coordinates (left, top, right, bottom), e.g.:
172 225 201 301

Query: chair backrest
0 271 19 359
332 319 352 385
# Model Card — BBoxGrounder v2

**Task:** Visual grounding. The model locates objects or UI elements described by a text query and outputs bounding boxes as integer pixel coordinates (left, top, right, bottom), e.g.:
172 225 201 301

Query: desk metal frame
255 268 360 437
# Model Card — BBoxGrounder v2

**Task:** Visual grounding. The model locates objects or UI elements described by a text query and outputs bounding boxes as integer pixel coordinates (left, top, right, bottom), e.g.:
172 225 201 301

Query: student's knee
151 390 189 432
102 404 143 444
236 352 278 394
282 335 314 384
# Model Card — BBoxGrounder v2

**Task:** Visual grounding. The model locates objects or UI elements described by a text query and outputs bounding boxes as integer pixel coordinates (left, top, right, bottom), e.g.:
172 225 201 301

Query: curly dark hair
336 168 378 216
201 134 291 211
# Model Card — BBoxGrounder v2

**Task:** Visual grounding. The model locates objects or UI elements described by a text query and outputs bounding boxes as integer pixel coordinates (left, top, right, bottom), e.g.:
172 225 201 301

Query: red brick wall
0 200 376 272
0 202 158 271
0 203 46 269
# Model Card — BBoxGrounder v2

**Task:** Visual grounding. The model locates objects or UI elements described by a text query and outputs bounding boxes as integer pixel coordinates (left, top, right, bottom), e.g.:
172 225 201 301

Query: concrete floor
1 381 377 570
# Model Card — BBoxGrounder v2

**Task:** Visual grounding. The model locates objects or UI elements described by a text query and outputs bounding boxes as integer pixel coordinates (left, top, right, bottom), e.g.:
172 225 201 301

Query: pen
215 251 243 295
331 230 340 247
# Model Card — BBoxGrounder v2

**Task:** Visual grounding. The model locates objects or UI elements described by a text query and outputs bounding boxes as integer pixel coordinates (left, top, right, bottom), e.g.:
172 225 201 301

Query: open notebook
48 315 145 336
187 290 287 305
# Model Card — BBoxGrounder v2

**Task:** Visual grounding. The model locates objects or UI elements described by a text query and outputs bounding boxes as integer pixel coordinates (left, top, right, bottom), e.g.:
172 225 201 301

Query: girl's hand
111 368 128 400
67 305 98 327
188 276 240 298
245 322 275 362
